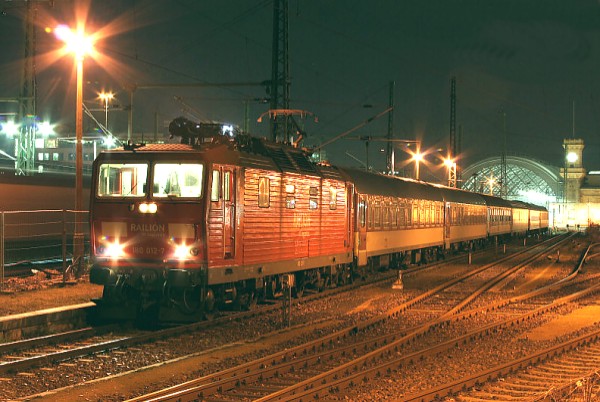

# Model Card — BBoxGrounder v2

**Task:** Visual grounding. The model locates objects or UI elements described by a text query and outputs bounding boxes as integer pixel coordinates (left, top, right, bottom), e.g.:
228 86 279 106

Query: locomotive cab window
97 163 148 198
153 163 203 198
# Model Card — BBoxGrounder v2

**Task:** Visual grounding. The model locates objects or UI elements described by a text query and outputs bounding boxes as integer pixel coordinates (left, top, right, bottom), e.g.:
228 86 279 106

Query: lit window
153 163 204 198
258 177 270 207
286 196 296 209
309 198 318 209
329 187 337 210
97 163 148 197
224 171 231 201
211 170 220 201
359 197 366 228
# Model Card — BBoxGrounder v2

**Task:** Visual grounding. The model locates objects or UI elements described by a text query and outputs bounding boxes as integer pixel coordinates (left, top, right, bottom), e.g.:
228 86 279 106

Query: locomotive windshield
96 162 204 199
152 163 204 198
97 163 148 197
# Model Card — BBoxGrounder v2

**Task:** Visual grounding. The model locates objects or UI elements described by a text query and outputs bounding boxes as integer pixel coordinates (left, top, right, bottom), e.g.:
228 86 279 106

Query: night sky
1 0 600 176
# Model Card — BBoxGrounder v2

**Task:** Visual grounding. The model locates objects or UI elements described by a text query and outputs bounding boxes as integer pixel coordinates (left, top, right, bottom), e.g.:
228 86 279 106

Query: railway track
123 234 575 401
0 263 403 378
1 238 544 401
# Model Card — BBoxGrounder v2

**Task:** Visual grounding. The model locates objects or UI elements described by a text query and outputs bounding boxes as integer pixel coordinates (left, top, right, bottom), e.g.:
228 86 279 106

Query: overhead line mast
269 0 290 143
16 0 38 175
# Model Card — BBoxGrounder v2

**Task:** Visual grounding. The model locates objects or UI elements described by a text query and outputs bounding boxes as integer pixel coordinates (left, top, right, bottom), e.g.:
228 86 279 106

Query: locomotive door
223 168 236 259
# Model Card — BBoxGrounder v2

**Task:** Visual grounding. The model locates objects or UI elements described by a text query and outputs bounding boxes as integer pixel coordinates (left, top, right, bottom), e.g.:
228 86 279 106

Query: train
88 118 549 321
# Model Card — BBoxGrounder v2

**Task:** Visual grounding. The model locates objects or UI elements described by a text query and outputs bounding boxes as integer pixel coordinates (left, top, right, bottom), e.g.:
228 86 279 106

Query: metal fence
0 210 89 289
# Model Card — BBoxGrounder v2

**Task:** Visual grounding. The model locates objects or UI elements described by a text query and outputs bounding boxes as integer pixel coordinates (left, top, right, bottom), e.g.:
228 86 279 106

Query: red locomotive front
89 144 209 320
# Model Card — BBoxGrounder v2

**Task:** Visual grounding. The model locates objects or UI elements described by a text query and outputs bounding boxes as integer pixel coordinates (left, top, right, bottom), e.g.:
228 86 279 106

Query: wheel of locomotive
202 288 217 319
316 270 326 292
336 265 350 286
233 288 257 311
293 273 305 298
266 277 278 299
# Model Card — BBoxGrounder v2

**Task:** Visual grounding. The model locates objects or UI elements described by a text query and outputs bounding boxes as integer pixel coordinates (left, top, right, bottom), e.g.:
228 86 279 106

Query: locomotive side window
285 183 295 209
211 170 220 201
258 177 270 207
309 186 318 210
97 163 148 197
223 171 231 201
329 187 337 210
153 163 203 198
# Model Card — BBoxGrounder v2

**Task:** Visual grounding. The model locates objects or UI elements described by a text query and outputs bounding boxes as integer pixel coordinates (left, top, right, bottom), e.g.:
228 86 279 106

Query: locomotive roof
98 142 346 181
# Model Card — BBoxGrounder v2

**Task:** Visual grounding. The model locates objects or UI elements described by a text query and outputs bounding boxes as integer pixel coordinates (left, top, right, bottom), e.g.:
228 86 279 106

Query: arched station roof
461 155 562 202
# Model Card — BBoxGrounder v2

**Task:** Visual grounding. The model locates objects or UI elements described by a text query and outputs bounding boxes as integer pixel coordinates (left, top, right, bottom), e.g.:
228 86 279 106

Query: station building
551 138 600 229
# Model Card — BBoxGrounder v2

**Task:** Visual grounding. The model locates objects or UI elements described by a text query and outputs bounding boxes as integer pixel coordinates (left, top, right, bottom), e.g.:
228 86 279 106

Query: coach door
223 168 236 259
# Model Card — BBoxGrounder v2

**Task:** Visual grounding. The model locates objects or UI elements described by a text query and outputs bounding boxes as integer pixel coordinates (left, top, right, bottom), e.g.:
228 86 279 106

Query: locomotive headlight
173 243 192 260
139 202 158 214
103 240 125 259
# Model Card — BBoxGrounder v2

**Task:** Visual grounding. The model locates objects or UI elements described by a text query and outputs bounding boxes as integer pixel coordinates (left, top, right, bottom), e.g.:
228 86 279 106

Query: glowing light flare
99 92 114 103
566 152 578 163
411 152 424 163
443 157 456 168
173 242 192 260
1 121 20 137
54 24 96 60
102 239 126 259
37 121 55 136
138 202 158 214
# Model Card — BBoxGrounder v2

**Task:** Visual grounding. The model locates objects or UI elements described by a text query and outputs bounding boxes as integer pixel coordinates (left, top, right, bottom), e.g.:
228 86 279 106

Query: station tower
561 138 586 204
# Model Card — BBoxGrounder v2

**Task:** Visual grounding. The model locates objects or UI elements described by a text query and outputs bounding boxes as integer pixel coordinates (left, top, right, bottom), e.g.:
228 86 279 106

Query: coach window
412 202 418 227
382 205 390 228
309 186 318 210
258 177 270 207
211 170 220 201
358 196 366 228
374 203 381 228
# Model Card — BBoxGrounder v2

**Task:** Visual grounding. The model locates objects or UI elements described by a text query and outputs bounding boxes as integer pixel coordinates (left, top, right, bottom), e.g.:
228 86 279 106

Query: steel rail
253 247 598 401
126 234 570 402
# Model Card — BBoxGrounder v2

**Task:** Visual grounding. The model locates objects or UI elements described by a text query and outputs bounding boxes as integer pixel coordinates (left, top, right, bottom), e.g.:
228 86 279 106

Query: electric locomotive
89 120 353 321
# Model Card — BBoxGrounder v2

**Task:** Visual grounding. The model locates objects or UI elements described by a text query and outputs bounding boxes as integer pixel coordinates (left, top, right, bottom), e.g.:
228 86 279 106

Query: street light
54 24 95 265
412 151 423 180
487 175 497 195
99 92 114 130
443 157 457 187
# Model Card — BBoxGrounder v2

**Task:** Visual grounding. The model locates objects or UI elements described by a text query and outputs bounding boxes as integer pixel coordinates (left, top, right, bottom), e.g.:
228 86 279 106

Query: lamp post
444 157 457 187
55 24 94 264
412 151 423 181
99 92 114 130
